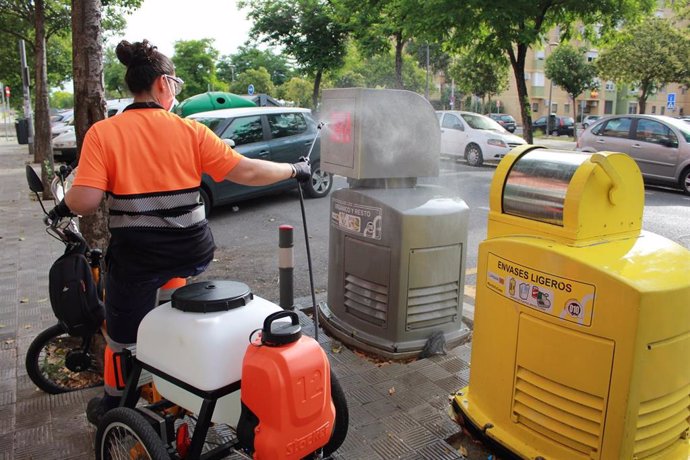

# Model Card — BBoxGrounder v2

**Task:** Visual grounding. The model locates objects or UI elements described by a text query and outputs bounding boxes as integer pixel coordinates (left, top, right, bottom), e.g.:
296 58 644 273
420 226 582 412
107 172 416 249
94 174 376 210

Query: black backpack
48 245 105 336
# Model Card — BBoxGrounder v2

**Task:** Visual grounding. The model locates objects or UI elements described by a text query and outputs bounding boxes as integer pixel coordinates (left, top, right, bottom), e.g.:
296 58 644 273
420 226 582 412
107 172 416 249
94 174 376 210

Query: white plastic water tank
136 281 282 425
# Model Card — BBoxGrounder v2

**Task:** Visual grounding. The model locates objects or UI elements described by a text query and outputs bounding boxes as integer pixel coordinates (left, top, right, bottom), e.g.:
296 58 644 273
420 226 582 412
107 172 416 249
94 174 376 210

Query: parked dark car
188 107 332 215
532 115 574 136
487 113 517 132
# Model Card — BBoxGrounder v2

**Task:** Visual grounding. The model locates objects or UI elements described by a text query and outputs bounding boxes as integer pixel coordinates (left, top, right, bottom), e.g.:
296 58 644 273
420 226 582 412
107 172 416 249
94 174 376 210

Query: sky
111 0 254 58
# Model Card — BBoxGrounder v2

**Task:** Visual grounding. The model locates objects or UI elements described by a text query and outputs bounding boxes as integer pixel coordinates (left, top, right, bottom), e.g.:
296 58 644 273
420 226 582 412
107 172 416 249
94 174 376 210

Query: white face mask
162 74 183 111
165 78 176 111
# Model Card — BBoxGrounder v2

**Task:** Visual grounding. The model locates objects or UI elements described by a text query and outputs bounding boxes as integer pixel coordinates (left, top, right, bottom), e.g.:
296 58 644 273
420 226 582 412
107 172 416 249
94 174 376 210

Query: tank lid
261 311 302 346
171 280 253 313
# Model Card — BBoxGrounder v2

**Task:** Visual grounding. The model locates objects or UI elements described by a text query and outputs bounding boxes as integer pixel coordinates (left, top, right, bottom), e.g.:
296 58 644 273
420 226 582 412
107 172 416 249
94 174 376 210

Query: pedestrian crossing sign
667 93 676 110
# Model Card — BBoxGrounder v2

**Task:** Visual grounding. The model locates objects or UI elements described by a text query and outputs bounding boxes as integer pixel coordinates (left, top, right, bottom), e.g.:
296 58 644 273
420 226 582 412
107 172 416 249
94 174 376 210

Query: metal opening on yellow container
502 150 588 226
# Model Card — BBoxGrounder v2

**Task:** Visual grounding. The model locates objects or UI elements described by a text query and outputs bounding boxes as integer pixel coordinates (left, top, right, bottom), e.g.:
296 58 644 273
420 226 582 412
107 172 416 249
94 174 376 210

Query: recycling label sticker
331 198 383 240
486 253 596 326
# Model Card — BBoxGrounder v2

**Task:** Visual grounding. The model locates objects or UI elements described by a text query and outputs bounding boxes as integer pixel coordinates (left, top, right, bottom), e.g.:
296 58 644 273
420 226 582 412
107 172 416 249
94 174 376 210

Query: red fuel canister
239 311 335 459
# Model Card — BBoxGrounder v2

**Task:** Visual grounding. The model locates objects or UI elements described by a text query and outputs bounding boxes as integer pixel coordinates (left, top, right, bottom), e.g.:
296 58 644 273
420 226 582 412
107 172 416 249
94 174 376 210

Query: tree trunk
638 86 648 114
72 0 108 251
312 69 322 110
508 44 533 143
394 32 404 90
34 0 54 200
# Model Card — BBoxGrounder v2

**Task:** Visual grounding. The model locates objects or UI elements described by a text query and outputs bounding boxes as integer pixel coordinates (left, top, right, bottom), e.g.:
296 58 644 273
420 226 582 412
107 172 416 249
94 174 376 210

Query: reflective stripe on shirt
107 188 205 229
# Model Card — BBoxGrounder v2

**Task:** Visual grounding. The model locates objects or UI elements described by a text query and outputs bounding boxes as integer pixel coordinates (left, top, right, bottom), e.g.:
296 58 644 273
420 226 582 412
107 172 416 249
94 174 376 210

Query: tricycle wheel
26 323 103 394
323 369 349 456
96 407 170 460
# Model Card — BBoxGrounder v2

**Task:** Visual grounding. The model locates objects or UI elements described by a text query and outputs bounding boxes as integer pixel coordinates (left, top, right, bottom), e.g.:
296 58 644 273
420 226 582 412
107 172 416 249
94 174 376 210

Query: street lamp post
545 41 558 137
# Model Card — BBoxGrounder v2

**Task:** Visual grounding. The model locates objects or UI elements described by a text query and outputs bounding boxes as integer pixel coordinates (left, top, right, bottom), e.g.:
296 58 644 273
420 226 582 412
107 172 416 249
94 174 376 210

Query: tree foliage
218 44 293 85
278 76 313 107
49 89 72 108
449 50 510 102
103 47 128 99
229 67 275 95
333 0 421 89
240 0 348 107
172 39 224 100
418 0 654 142
596 17 690 113
328 43 426 92
545 44 597 137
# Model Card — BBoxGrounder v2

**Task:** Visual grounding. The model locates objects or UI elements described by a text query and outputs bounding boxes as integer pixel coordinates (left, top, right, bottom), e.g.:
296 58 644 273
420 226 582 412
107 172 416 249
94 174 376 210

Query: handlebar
56 164 73 181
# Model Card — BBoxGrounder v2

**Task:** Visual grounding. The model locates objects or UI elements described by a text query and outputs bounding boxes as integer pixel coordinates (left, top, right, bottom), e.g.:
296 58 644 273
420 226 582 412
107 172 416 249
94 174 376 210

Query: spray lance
296 121 325 341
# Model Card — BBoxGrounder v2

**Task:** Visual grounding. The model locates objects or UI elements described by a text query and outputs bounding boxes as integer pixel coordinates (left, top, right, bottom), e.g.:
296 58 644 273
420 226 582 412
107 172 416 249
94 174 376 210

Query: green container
174 92 256 118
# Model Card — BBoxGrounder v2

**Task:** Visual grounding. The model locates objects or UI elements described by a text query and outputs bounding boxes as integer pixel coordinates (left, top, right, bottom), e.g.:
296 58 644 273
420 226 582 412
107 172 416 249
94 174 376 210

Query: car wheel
680 167 690 195
465 144 483 167
551 129 559 137
199 187 211 217
302 162 333 198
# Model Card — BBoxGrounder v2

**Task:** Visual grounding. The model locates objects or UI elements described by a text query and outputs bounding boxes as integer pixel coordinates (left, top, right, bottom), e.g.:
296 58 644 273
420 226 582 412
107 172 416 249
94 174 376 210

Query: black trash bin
15 118 29 145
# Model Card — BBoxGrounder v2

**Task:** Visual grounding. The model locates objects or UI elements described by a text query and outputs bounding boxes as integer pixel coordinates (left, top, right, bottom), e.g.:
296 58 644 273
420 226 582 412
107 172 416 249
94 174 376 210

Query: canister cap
171 280 253 313
261 311 302 346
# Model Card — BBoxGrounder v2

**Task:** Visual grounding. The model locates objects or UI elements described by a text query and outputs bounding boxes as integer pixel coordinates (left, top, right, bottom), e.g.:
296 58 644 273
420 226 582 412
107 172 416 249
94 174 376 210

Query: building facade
494 5 689 125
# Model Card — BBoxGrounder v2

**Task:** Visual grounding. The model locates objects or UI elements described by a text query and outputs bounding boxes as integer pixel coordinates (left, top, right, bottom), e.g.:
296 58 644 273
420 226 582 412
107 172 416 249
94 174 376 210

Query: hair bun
115 40 134 66
116 39 159 67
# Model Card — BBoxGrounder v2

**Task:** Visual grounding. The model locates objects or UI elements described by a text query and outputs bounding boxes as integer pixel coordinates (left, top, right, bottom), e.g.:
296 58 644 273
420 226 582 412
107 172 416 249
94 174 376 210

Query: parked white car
436 110 526 166
52 99 132 161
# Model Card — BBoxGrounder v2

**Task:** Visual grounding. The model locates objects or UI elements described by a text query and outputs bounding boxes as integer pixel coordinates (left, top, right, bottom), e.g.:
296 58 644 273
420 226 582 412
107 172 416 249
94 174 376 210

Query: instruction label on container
331 198 382 240
486 253 596 326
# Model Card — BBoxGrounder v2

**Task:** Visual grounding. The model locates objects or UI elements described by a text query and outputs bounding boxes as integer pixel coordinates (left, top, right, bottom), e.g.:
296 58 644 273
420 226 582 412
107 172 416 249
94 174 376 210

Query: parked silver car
578 114 690 194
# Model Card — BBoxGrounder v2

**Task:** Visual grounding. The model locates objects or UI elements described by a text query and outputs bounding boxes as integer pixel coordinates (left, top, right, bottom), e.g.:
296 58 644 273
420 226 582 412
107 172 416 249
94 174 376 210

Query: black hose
297 184 319 341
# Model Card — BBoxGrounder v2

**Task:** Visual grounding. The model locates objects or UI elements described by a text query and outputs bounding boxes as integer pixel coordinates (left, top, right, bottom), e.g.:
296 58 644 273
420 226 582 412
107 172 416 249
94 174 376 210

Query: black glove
291 157 311 183
46 199 75 223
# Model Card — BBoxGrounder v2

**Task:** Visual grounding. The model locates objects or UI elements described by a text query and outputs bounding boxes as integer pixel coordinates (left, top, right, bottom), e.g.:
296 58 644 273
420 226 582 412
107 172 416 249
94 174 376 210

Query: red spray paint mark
328 111 352 144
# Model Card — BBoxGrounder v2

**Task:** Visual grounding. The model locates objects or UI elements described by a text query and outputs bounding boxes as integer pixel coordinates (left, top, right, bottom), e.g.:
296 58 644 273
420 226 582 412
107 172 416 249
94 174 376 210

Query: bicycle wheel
323 369 349 456
96 407 170 460
25 323 104 394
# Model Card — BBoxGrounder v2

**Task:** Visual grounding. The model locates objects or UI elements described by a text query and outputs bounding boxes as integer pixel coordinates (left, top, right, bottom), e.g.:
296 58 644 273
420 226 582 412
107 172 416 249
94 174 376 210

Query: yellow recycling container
452 146 690 460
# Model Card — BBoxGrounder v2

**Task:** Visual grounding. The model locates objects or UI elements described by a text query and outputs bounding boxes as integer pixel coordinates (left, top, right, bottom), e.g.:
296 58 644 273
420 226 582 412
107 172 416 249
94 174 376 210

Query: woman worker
47 39 311 425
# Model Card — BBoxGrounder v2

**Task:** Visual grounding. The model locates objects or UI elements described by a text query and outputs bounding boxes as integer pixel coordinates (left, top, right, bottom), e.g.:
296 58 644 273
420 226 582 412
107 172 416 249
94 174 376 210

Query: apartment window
564 104 570 114
604 101 613 114
532 102 539 113
628 103 638 114
661 106 666 115
587 51 598 62
533 72 545 87
651 106 656 114
551 103 558 113
535 50 545 60
682 87 687 95
605 81 615 91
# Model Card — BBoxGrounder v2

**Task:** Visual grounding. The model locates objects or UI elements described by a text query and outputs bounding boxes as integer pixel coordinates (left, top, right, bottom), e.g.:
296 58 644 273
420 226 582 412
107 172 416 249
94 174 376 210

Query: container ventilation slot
513 367 604 457
344 273 388 327
633 384 690 459
406 281 459 330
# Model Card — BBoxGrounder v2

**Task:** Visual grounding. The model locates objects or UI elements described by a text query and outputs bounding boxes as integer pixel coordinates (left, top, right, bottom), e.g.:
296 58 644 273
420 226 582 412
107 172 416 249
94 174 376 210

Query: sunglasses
163 75 184 96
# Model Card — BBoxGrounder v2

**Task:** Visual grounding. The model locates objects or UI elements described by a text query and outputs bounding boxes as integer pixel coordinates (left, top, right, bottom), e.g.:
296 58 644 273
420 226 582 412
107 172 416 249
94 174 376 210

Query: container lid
261 311 302 346
171 280 253 313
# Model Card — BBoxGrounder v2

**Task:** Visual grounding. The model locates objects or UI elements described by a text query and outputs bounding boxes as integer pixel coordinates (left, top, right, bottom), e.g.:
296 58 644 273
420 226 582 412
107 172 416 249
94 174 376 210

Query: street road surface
206 156 690 306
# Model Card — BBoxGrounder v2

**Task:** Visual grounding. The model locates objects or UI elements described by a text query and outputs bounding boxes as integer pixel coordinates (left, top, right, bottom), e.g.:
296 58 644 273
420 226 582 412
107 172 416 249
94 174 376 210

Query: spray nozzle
317 121 326 130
